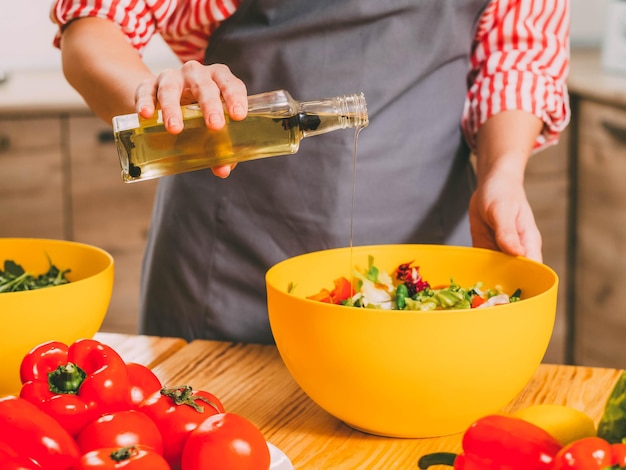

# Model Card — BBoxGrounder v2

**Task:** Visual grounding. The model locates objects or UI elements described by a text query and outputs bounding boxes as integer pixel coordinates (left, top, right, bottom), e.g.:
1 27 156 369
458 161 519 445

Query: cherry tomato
74 446 170 470
612 443 626 466
181 413 271 470
126 363 162 408
139 385 225 469
552 436 613 468
76 410 163 455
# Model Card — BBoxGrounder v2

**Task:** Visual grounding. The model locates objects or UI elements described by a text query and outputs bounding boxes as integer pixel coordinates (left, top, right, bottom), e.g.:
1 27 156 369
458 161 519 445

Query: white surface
269 442 294 470
0 0 179 73
602 1 626 73
571 0 610 47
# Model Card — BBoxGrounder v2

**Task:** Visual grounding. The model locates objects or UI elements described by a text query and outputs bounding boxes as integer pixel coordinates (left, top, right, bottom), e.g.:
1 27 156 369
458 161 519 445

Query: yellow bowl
266 244 557 438
0 238 113 396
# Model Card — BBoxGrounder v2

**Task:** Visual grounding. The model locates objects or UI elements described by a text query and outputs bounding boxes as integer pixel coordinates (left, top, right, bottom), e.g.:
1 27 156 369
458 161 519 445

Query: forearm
60 17 156 124
474 110 543 185
469 109 544 261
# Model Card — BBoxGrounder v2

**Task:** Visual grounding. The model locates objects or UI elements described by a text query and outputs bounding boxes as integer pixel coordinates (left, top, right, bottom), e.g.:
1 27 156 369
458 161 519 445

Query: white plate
268 442 294 470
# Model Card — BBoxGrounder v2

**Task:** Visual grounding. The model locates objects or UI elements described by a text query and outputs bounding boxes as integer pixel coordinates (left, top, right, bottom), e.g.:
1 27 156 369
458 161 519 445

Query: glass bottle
113 89 369 183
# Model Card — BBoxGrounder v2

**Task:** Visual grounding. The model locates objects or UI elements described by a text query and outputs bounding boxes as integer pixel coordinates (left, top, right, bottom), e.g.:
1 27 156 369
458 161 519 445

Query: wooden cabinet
68 116 157 333
525 132 570 365
0 113 156 334
0 117 66 239
572 98 626 367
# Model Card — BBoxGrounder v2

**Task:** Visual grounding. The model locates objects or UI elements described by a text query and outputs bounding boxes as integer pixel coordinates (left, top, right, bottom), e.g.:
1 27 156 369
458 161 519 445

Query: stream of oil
348 126 365 290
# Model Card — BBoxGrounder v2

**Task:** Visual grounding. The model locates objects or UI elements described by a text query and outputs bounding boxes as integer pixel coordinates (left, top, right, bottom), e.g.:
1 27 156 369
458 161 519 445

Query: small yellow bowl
0 238 113 396
266 244 557 438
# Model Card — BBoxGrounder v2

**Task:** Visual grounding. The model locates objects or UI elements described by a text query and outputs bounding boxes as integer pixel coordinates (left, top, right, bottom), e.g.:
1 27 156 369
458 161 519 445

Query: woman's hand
469 175 542 262
61 19 248 178
135 61 249 178
472 110 544 262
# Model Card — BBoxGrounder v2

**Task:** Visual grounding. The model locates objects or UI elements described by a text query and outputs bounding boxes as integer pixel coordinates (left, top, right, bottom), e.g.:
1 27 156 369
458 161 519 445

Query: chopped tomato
471 295 486 308
307 277 353 304
329 277 353 304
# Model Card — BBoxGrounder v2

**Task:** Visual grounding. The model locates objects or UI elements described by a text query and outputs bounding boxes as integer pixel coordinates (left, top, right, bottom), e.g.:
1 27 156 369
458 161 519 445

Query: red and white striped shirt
50 0 570 149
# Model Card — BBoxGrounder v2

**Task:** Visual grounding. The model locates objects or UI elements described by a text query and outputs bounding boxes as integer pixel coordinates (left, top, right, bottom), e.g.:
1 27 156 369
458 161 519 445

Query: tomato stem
47 362 87 394
160 385 222 413
110 446 139 462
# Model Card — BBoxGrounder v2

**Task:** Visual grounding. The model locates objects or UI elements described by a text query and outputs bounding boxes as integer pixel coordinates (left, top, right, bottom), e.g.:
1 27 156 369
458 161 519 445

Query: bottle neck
295 93 369 138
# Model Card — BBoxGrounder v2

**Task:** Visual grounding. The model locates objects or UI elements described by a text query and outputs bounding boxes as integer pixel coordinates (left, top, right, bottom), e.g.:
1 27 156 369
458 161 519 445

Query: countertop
0 61 177 116
1 49 625 117
93 332 623 470
0 68 90 115
568 48 626 107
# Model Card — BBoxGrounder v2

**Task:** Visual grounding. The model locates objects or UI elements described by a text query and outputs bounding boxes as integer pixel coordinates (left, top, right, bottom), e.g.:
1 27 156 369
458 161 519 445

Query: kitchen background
1 1 625 367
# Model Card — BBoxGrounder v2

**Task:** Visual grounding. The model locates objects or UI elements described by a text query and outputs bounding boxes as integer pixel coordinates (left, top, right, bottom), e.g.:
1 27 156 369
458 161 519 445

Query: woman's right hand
135 61 249 177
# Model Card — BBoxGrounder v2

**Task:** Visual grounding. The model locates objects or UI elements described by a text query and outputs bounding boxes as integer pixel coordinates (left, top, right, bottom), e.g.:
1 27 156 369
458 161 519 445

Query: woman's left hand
468 174 542 262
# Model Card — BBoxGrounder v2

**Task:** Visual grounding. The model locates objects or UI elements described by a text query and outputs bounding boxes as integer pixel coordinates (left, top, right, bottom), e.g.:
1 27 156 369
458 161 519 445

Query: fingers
186 62 248 129
135 78 158 119
134 62 248 134
211 163 238 179
468 190 543 262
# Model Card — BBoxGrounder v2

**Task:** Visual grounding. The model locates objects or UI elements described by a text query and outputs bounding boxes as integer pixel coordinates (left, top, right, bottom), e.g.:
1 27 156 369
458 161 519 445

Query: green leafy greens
0 256 71 293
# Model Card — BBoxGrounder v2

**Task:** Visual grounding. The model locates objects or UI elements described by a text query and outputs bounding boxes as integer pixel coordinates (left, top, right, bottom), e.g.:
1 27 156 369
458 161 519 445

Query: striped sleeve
50 0 241 63
50 0 175 51
462 0 570 151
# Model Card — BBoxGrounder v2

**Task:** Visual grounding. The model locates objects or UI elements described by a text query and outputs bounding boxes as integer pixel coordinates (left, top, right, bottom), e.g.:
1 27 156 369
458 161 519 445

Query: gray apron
139 0 491 343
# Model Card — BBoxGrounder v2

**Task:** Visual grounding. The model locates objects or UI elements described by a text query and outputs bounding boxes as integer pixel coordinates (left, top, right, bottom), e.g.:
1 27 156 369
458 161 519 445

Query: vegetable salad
307 256 521 311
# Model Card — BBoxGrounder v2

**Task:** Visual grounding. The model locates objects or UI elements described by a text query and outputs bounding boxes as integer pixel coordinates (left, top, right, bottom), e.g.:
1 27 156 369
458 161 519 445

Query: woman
50 0 570 343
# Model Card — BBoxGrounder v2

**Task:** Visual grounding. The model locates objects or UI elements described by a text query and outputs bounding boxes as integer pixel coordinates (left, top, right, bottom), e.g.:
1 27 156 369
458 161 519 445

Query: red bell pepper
19 338 132 436
0 395 80 470
0 441 41 470
552 436 626 469
418 414 562 470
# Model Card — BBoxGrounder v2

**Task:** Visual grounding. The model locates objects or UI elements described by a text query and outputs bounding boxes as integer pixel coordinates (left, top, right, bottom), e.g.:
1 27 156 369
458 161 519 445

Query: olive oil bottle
113 89 368 183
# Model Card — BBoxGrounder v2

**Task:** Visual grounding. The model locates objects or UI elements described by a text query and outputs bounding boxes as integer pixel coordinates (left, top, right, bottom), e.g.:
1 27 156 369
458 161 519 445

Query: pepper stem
48 362 87 394
160 385 222 413
417 452 457 469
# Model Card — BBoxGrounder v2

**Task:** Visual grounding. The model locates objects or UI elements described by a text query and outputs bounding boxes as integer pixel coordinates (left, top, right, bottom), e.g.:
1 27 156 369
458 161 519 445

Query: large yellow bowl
266 244 558 438
0 238 113 396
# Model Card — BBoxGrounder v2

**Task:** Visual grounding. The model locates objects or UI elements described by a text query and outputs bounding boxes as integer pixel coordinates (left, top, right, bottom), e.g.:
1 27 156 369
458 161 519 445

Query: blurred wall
0 0 612 73
0 0 178 72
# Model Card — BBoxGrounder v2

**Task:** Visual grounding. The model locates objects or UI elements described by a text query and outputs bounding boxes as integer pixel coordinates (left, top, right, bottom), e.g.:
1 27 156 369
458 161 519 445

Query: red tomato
126 363 162 408
552 437 612 469
74 446 170 470
612 443 626 466
139 386 225 470
181 413 271 470
307 277 354 304
329 277 353 304
471 295 486 308
76 410 163 455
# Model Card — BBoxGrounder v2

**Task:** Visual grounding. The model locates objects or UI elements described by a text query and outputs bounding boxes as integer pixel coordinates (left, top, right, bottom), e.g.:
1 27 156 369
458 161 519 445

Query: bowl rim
266 243 559 315
0 237 114 296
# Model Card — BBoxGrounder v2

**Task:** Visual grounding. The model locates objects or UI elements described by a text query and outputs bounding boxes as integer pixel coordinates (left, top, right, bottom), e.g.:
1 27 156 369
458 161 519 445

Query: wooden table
94 333 624 469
